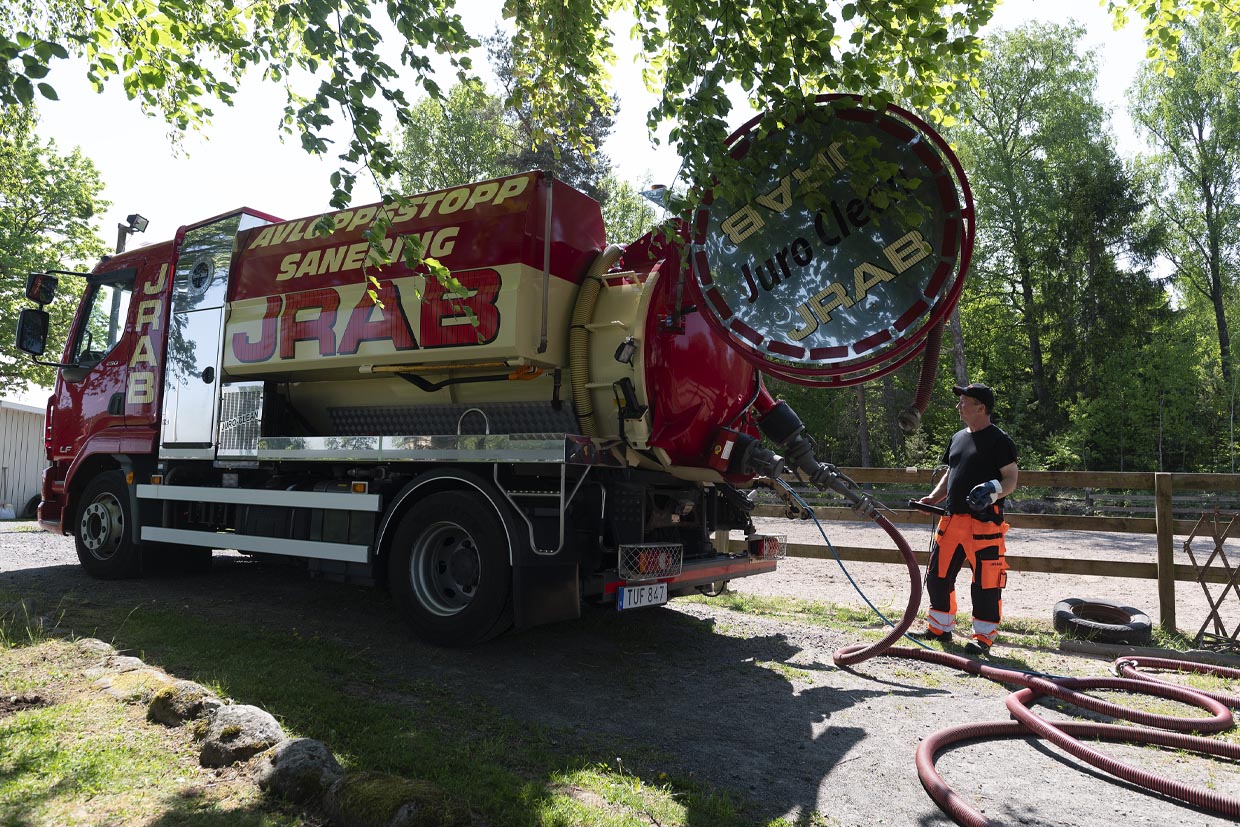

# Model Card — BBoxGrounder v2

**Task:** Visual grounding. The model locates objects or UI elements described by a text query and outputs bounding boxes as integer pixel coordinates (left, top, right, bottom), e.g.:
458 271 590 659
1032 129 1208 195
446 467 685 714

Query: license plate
617 582 667 610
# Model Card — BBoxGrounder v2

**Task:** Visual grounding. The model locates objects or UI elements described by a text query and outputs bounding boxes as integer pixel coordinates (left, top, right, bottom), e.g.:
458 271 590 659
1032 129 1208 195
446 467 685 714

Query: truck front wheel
75 471 143 579
388 490 513 646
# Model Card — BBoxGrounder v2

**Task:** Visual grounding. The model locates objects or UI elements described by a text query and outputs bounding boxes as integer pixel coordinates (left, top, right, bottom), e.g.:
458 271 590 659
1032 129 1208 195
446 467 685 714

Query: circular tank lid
688 95 974 386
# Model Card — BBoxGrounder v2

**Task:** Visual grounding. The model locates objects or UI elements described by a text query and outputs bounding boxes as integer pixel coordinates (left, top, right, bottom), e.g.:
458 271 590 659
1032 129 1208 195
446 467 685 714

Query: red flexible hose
916 719 1240 827
831 513 922 666
1116 655 1240 707
912 320 943 414
830 511 1240 824
1006 680 1240 818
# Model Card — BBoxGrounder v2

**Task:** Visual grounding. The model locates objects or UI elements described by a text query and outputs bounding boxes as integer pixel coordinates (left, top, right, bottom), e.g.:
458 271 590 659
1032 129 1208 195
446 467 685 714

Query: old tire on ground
388 490 513 646
1053 597 1152 645
75 470 143 579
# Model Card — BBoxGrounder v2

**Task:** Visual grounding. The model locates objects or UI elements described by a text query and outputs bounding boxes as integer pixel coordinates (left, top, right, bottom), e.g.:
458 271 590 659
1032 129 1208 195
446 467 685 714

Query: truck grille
217 384 264 456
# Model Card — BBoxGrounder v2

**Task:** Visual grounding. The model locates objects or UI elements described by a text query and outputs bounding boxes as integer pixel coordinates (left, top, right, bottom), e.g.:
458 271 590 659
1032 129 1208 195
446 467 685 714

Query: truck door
160 212 272 458
50 266 138 459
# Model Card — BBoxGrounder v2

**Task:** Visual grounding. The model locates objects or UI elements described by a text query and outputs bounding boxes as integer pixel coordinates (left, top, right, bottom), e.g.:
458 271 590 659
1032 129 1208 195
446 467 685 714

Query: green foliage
597 173 658 244
487 30 617 204
393 33 651 243
0 1 998 210
944 23 1175 468
394 80 513 193
1108 1 1240 75
0 105 108 392
1130 13 1240 390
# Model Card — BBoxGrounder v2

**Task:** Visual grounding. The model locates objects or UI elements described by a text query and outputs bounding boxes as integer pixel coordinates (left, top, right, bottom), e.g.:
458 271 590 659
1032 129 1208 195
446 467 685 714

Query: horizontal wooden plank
742 540 1238 584
751 504 1199 535
830 468 1240 492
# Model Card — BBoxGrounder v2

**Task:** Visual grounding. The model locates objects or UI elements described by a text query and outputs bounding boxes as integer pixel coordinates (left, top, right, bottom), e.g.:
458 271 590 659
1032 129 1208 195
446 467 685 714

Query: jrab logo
693 99 966 385
229 269 502 364
126 263 168 405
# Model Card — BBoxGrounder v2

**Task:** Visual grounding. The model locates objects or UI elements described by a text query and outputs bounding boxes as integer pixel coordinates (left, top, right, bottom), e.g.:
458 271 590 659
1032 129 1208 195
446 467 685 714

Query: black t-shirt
941 425 1018 522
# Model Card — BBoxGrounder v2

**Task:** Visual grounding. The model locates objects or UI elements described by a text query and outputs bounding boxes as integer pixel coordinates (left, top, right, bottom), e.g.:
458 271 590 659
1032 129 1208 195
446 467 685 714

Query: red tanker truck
14 97 971 644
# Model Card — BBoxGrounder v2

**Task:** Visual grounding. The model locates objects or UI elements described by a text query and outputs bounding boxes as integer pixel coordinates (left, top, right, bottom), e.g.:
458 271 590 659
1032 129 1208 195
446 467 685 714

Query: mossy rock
94 668 173 704
199 704 285 767
325 771 469 827
148 680 220 726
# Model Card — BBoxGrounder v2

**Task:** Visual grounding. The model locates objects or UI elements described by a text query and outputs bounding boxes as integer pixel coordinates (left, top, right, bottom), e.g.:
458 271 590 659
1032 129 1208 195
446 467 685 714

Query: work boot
911 628 951 643
964 638 991 656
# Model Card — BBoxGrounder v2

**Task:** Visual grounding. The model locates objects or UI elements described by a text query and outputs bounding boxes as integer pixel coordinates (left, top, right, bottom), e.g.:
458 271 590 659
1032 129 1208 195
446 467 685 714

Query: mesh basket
618 543 683 581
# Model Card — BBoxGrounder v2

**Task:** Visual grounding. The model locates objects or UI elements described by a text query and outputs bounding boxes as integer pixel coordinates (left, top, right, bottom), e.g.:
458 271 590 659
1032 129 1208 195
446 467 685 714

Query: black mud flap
513 563 581 630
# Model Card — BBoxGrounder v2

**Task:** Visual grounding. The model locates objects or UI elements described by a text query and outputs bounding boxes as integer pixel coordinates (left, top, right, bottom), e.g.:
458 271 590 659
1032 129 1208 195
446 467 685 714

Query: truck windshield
72 279 133 365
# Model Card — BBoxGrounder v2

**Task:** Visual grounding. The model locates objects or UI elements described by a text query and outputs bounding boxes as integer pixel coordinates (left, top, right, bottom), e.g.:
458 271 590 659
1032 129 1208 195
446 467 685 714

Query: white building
0 397 46 518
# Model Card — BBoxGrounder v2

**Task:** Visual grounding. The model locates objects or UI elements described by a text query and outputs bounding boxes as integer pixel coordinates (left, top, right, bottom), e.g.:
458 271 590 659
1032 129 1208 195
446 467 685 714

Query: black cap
953 382 995 412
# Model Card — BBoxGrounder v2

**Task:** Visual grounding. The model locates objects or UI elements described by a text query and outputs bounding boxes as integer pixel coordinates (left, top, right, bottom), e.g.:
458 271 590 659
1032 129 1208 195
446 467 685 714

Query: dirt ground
2 519 1239 827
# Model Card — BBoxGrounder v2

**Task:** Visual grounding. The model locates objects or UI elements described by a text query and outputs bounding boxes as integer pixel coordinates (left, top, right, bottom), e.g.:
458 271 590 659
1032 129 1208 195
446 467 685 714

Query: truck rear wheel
388 490 513 646
75 471 143 579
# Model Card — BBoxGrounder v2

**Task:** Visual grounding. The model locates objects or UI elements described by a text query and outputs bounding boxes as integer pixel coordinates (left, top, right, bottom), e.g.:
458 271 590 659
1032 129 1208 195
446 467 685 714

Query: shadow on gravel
5 549 947 825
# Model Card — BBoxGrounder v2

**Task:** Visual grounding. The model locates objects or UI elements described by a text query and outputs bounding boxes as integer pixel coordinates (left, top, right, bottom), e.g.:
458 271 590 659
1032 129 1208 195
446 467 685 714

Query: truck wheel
75 471 143 579
388 490 513 646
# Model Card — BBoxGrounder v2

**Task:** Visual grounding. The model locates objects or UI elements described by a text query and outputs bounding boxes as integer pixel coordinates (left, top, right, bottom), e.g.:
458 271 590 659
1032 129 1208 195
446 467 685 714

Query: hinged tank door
161 212 272 458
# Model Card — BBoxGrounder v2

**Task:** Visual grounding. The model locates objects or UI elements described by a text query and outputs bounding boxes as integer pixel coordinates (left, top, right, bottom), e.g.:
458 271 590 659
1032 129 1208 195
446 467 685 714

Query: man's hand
966 480 1001 512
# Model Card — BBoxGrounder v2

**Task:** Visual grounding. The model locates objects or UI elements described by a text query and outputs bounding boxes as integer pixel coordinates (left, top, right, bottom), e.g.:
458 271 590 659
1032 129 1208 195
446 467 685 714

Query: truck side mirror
15 308 49 356
25 272 58 305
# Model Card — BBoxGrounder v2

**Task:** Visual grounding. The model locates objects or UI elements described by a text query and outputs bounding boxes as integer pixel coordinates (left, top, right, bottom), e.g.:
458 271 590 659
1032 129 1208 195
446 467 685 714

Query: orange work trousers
925 511 1009 638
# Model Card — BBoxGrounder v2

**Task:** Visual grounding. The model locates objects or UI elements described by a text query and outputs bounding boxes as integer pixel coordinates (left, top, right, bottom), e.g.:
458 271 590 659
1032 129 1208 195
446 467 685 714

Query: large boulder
85 654 146 679
148 680 222 726
75 638 116 657
256 738 345 804
93 668 174 704
198 704 285 767
323 771 470 827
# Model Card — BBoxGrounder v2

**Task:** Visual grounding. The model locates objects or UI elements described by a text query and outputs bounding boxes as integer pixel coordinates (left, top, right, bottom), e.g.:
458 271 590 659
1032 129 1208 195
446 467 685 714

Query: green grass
0 523 40 532
0 592 792 827
0 617 306 826
678 591 897 629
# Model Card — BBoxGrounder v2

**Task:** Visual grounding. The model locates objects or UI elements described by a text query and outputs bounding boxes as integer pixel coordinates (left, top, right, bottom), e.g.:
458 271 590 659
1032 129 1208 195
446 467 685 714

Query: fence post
1154 472 1175 632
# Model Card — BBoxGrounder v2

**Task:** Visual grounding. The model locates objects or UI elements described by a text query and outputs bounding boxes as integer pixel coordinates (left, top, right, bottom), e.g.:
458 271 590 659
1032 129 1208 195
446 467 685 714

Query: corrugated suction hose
898 319 944 434
568 245 624 437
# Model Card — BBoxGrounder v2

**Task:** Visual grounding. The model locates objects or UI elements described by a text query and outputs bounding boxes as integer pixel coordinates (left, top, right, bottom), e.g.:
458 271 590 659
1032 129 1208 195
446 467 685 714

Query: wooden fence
732 468 1240 632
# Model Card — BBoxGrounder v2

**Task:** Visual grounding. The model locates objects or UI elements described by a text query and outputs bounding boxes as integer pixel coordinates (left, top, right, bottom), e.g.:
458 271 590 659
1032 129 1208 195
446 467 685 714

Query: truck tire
1053 597 1152 646
75 471 143 579
388 490 513 646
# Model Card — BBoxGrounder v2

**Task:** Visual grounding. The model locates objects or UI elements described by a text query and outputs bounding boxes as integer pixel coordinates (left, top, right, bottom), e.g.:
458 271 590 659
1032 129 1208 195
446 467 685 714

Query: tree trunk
948 306 968 383
1018 260 1050 414
882 374 902 458
856 385 871 467
1209 249 1232 389
1204 174 1232 389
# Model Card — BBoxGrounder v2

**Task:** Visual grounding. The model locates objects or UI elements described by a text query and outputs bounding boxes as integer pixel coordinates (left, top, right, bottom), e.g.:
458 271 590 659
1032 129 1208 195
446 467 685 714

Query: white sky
31 0 1147 255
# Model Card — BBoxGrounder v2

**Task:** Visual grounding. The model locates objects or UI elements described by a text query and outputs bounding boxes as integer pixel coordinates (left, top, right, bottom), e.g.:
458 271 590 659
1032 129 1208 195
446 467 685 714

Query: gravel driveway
3 520 1239 827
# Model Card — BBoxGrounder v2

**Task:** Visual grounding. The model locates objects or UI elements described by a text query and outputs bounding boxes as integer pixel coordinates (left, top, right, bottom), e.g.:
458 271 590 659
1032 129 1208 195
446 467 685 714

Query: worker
914 382 1019 656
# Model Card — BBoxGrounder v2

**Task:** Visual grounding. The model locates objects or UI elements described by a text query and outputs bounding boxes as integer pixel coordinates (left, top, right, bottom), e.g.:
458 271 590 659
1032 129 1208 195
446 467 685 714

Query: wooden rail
743 468 1240 632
